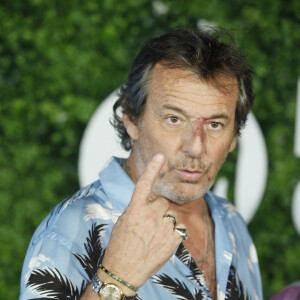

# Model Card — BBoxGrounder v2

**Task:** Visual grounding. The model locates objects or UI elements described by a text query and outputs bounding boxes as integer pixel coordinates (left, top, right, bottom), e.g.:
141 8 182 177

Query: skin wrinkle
158 91 231 107
155 68 238 106
192 118 206 142
128 65 238 204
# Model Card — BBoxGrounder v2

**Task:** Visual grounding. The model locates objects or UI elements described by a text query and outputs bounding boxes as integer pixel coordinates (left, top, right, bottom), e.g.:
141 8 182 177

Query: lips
175 169 204 181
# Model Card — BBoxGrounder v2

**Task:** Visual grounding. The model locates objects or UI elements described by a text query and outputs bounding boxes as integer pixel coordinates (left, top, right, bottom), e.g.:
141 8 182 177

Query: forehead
146 64 238 114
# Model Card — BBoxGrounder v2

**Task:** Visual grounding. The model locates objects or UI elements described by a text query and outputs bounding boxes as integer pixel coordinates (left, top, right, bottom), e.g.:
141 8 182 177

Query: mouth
175 169 205 181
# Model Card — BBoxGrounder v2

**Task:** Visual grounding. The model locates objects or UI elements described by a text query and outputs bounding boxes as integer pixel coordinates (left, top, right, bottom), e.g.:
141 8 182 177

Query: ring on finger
174 227 189 241
163 214 177 227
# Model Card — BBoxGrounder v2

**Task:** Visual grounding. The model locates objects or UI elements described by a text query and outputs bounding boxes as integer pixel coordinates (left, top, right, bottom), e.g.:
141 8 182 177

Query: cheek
140 118 183 157
151 128 181 150
139 128 168 158
207 140 231 162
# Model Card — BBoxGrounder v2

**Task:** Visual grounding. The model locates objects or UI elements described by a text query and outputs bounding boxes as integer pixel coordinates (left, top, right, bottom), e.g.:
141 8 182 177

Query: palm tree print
152 244 210 300
73 223 106 280
26 267 86 299
152 244 250 300
225 265 250 300
152 274 208 300
26 223 249 300
176 244 209 293
26 223 106 299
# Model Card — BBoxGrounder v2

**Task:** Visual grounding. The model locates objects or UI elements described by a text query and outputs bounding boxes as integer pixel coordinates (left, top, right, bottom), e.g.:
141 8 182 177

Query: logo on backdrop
293 79 300 235
79 80 300 233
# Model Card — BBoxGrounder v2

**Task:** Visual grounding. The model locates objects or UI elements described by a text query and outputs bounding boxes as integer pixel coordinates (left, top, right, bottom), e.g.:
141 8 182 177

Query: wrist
91 272 137 300
96 269 137 297
99 264 138 293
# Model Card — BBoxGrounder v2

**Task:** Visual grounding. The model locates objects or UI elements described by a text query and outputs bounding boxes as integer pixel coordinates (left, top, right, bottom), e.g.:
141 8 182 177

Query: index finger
131 153 165 204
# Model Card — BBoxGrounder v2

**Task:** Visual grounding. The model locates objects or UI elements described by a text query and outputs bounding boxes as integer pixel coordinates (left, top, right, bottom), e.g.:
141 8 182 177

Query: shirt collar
206 191 234 296
98 157 135 211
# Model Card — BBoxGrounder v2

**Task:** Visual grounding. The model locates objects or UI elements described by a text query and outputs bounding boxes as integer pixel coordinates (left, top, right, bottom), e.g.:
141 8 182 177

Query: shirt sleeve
19 191 115 300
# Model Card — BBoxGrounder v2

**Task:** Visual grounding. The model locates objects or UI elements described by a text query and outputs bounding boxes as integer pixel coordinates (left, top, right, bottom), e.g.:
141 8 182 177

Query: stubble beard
152 178 213 204
134 142 226 205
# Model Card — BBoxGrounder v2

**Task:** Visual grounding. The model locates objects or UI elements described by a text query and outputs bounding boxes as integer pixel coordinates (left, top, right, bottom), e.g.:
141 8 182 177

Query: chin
152 181 210 204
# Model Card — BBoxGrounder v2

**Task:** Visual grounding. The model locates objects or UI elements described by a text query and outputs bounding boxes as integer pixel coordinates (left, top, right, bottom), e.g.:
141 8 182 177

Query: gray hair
112 27 255 151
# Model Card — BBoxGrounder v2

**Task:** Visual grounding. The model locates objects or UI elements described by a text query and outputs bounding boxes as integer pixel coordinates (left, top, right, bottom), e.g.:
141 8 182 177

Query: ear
229 135 237 153
123 113 139 140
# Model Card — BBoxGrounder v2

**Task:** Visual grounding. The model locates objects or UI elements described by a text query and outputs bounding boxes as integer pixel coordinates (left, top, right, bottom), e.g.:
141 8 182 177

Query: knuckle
148 193 157 202
159 198 169 210
149 197 168 211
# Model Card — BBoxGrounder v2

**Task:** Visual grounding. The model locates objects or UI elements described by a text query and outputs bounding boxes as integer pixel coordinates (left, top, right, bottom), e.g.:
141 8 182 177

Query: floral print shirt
20 157 263 300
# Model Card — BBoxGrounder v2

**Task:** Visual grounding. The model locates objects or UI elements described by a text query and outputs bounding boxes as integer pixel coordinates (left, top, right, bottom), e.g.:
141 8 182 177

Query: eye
209 122 222 129
167 116 180 124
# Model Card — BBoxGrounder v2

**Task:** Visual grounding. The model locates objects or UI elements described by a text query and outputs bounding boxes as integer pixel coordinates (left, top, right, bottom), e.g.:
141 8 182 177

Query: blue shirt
20 157 263 299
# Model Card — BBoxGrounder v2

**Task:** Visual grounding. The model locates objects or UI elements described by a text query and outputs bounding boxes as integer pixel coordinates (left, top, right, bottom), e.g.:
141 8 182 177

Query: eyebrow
205 113 230 120
161 104 230 120
161 104 191 117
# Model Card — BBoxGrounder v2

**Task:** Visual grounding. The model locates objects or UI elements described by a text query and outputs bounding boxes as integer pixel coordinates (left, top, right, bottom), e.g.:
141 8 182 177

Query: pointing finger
131 153 165 204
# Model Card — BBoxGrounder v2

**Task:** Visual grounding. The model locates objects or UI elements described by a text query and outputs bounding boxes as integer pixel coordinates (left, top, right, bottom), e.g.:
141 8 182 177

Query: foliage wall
1 0 299 298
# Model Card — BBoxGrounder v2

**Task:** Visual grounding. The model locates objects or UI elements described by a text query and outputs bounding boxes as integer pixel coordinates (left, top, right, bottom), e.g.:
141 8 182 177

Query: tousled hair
112 27 255 151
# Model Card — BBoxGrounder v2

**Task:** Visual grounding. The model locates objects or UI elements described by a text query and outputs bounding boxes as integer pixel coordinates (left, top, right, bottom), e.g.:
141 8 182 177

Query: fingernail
154 153 164 162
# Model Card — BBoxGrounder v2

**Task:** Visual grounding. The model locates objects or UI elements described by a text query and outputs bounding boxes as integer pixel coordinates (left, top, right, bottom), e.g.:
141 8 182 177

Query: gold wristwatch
91 274 136 300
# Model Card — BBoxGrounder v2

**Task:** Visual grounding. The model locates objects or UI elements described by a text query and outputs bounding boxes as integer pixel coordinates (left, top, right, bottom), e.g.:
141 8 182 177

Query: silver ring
174 228 189 241
163 214 177 227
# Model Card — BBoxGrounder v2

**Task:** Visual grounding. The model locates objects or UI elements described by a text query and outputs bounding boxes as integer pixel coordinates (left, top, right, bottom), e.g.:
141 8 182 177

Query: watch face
100 283 122 300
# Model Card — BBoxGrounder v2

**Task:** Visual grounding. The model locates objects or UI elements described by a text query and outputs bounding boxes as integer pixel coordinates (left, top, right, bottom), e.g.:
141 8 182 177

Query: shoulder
20 180 117 296
29 178 122 253
206 191 245 222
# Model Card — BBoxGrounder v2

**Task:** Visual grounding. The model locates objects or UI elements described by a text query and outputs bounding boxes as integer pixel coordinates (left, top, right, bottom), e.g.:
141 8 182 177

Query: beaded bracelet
99 264 139 292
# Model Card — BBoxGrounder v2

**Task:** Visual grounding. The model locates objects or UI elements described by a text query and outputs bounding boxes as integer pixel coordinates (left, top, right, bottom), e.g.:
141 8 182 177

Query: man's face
127 64 238 204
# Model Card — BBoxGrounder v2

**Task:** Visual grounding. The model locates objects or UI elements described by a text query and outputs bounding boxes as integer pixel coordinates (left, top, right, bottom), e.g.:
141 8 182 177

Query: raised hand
101 153 186 290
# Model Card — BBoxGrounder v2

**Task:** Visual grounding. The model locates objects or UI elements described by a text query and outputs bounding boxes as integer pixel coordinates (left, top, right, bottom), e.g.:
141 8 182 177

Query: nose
181 128 206 158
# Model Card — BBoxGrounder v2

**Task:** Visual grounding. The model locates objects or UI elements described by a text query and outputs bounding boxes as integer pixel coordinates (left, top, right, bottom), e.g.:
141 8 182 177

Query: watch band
123 296 137 300
122 295 137 300
91 273 137 300
91 273 103 294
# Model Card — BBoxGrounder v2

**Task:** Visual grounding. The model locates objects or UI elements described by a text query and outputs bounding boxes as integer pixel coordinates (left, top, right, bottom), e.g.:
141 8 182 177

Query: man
20 28 263 300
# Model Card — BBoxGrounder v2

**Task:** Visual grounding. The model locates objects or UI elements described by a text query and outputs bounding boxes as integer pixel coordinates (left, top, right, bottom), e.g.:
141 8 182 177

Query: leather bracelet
99 264 138 292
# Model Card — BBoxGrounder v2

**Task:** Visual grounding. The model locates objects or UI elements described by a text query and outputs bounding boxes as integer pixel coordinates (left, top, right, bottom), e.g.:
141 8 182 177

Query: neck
123 151 140 184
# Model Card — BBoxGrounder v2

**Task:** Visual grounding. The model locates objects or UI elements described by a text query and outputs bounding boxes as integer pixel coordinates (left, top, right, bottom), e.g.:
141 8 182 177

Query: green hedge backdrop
1 0 299 298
